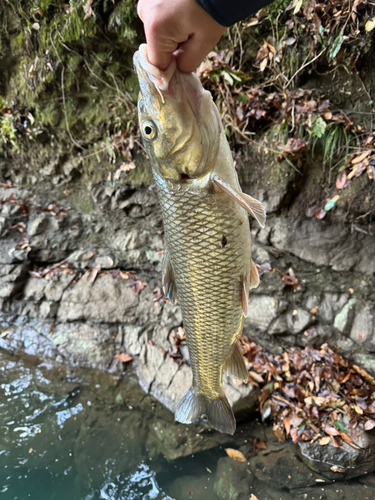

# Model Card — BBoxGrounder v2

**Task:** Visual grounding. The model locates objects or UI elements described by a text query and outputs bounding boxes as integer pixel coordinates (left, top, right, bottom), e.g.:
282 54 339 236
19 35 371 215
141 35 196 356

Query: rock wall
0 142 374 414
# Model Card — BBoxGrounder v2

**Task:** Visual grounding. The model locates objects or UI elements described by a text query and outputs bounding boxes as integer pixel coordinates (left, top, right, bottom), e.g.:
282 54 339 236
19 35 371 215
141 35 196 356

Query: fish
133 44 266 434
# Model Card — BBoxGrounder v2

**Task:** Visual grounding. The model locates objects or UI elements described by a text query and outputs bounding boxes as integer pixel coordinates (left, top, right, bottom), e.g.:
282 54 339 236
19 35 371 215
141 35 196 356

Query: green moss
266 0 291 21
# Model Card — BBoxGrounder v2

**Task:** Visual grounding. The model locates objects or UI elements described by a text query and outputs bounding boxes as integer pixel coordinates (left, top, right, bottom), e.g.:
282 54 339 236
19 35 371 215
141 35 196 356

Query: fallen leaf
324 195 340 212
330 465 345 473
87 264 101 283
352 364 375 385
336 171 347 190
249 371 264 383
273 424 285 443
338 432 361 450
253 437 267 450
48 323 58 334
319 436 330 446
310 305 319 315
225 448 247 462
364 420 375 431
352 150 371 164
365 18 375 32
115 353 132 363
249 495 259 500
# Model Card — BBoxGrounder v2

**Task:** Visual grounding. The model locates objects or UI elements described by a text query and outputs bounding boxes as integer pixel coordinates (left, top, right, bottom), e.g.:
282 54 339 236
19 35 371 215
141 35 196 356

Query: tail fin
175 388 236 435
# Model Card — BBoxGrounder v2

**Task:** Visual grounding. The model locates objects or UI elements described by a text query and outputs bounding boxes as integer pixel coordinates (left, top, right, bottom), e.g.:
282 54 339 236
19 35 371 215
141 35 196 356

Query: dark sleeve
195 0 275 27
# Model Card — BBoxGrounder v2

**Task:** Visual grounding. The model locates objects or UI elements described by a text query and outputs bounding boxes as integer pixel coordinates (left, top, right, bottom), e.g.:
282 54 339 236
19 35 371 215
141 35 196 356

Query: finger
176 30 224 73
146 33 176 71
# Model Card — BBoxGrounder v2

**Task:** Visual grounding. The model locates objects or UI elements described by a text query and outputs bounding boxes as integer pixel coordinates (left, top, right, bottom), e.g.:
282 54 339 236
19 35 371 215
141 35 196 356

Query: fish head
134 45 221 183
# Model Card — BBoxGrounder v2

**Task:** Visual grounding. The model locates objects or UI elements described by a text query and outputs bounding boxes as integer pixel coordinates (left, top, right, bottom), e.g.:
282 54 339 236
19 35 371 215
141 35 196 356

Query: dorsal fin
211 174 266 228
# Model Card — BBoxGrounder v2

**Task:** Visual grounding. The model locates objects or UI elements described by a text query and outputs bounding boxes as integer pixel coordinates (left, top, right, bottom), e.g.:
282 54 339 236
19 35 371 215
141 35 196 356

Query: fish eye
142 121 157 140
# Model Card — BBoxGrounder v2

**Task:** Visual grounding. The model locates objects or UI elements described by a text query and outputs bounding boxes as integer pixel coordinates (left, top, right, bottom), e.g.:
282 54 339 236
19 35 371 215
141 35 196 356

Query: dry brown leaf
325 424 339 436
338 432 361 450
353 405 364 415
364 420 375 431
352 364 375 385
336 171 347 190
115 353 132 363
365 18 375 32
352 150 371 164
273 425 285 443
249 495 259 500
87 264 101 283
225 448 247 462
319 436 331 446
249 371 264 383
330 465 345 473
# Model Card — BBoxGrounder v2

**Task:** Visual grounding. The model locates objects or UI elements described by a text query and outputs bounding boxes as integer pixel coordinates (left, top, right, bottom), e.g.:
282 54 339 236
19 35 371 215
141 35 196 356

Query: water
1 350 374 500
0 351 226 500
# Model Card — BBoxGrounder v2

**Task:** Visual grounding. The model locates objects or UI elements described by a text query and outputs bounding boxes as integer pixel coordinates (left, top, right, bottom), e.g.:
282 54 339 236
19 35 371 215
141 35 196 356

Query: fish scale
154 173 248 398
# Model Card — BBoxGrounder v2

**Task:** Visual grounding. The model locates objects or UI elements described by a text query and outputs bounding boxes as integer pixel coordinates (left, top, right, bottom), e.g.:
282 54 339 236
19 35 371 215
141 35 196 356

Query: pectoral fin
212 174 266 228
162 250 177 303
250 260 260 290
223 341 249 383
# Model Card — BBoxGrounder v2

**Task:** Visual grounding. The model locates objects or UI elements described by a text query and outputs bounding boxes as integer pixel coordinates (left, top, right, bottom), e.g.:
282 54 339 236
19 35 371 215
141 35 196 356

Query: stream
1 349 374 500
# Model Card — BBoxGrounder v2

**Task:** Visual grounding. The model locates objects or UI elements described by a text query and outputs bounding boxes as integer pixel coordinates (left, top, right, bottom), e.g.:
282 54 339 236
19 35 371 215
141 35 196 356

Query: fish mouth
134 44 221 181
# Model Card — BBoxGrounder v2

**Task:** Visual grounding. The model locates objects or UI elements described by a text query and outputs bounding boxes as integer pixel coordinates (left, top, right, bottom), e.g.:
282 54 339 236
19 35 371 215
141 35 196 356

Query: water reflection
1 350 374 500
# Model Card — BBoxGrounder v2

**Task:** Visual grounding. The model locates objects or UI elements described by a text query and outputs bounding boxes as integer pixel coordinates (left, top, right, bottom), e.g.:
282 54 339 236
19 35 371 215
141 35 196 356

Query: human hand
137 0 226 73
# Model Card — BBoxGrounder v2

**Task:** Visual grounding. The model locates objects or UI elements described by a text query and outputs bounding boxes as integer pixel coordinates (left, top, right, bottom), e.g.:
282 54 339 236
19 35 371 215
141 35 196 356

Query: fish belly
155 174 251 434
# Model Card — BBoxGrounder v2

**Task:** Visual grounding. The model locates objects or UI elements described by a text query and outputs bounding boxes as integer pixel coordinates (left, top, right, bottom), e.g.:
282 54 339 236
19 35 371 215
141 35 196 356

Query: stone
166 363 193 410
249 442 327 489
246 296 286 332
58 271 140 323
298 423 375 480
334 298 357 332
124 325 148 356
268 313 288 335
151 356 180 409
44 273 76 302
214 456 253 500
223 374 259 416
319 293 349 323
50 322 117 370
133 343 166 393
27 214 49 237
23 277 47 301
350 302 375 351
286 307 313 334
0 264 24 298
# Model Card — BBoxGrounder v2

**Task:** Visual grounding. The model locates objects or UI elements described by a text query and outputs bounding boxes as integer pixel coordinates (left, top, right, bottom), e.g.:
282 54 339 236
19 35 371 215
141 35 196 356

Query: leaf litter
240 338 375 448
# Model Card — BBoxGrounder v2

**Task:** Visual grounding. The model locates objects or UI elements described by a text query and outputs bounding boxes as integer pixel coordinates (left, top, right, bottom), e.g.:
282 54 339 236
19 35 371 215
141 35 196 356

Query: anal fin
162 250 177 303
223 341 249 383
250 259 260 290
211 174 266 228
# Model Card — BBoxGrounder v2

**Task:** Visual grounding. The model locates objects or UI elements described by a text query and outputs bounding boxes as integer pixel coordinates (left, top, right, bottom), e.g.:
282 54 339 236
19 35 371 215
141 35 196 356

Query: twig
284 48 327 89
